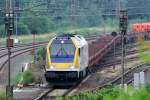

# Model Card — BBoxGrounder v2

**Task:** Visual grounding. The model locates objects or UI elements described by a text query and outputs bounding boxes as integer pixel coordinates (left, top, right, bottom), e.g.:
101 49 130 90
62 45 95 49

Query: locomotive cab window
50 39 75 63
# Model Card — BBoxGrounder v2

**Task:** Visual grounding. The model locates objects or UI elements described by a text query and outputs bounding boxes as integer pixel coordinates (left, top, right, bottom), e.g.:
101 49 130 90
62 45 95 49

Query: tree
15 22 30 35
23 15 54 34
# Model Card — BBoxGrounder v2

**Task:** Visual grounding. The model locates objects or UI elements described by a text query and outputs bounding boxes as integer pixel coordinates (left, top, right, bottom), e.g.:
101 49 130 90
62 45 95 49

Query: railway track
34 76 91 100
0 42 47 72
88 64 150 93
0 42 47 51
34 88 55 100
0 42 47 54
0 43 46 57
111 64 150 85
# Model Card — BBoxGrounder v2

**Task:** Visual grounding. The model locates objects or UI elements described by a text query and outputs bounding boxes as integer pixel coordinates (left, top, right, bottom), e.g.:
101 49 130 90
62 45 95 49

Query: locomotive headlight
50 66 54 69
61 40 64 44
70 66 75 69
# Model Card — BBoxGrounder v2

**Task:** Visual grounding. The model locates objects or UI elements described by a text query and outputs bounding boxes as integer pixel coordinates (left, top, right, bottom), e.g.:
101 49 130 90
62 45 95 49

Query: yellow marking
46 38 54 68
52 63 73 69
72 38 80 68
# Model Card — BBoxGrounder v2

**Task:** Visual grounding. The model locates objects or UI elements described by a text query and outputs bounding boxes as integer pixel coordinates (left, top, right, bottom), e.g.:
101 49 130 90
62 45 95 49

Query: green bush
12 69 35 85
22 69 35 84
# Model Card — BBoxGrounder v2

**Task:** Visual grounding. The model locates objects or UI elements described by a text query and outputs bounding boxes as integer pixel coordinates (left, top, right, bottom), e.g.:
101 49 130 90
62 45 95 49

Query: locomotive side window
78 48 80 56
50 39 75 63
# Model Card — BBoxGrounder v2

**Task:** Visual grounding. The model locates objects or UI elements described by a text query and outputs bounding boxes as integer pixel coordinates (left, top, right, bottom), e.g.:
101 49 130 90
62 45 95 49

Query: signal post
5 0 14 99
119 10 128 86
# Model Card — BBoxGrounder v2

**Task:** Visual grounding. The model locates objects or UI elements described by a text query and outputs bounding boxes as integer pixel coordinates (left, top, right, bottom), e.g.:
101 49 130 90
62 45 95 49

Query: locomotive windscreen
50 39 75 63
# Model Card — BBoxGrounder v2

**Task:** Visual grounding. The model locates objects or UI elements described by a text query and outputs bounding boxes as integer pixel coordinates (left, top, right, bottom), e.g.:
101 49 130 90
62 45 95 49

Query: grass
56 84 150 100
137 37 150 64
0 90 5 100
0 33 56 45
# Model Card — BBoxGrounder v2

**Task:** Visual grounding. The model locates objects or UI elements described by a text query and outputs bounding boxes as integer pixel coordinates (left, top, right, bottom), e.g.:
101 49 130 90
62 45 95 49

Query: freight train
45 33 121 85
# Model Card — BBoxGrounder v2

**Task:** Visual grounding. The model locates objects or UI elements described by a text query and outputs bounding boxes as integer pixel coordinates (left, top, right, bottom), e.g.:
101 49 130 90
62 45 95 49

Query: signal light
5 13 14 36
119 10 128 35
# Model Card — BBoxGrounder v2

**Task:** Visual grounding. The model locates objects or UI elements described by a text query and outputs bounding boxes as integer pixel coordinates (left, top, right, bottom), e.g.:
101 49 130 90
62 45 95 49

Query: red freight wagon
132 22 150 33
88 34 120 66
131 22 150 39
